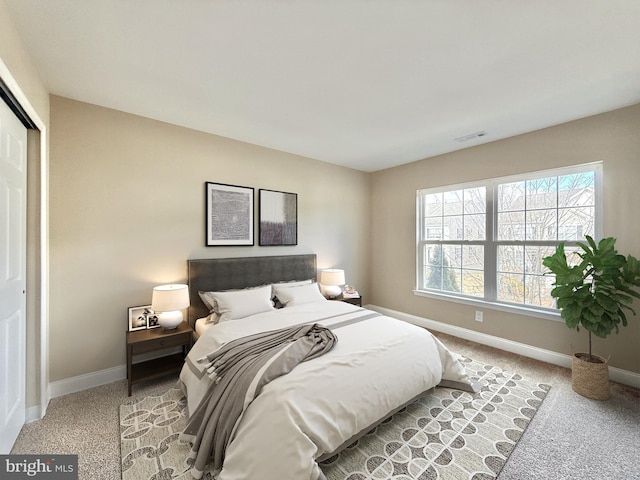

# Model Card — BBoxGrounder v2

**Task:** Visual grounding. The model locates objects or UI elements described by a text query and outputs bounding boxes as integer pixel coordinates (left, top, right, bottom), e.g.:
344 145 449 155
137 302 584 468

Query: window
416 163 601 316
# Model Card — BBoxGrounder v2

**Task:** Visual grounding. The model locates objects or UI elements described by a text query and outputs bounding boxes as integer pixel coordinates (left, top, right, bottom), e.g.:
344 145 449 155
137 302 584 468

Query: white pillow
271 279 313 290
207 285 275 321
271 279 313 308
197 292 222 324
200 285 271 313
272 282 326 306
198 291 218 312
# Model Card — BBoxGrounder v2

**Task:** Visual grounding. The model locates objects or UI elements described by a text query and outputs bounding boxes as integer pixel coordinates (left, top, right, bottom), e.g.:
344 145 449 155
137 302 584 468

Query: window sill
412 289 562 322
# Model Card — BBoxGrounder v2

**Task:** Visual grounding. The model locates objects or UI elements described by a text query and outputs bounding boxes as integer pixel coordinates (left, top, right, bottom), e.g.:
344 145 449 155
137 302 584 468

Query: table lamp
320 269 345 298
151 284 190 330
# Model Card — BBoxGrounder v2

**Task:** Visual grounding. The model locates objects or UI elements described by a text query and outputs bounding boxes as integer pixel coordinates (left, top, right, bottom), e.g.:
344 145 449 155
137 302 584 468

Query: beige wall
48 95 370 382
370 104 640 374
0 2 48 119
0 1 50 409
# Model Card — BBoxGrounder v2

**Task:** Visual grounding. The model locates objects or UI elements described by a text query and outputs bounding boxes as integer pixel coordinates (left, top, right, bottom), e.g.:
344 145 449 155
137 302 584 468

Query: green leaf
561 302 582 329
550 285 574 298
595 292 619 313
619 309 628 327
588 303 604 317
610 291 633 305
623 255 640 285
556 296 575 309
582 310 598 327
578 237 595 255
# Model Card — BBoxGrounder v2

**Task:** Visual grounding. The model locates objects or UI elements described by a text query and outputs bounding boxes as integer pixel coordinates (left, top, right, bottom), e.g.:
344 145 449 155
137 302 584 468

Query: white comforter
179 301 472 480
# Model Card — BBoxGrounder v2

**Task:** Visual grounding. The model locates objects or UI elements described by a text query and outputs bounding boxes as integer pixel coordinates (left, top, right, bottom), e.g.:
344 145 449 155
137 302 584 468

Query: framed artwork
259 189 298 246
128 305 154 331
146 312 160 329
205 182 254 246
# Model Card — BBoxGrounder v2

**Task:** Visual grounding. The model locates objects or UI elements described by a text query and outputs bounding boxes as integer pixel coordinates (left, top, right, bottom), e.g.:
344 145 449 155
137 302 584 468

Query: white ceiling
5 1 640 172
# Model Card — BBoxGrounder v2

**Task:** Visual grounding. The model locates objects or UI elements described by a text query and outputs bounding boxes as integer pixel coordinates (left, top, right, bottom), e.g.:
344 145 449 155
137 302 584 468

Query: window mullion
485 182 497 302
416 193 425 290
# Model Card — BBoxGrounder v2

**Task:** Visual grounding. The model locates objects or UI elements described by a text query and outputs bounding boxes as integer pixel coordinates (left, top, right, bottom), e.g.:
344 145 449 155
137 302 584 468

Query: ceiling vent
454 131 488 142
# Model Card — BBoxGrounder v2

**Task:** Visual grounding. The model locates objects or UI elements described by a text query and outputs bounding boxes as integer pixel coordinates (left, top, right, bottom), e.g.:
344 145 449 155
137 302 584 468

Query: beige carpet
119 357 550 480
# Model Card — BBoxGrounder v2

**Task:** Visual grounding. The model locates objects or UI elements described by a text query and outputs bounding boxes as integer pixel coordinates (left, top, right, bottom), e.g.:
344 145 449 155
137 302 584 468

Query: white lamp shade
320 269 345 298
320 269 345 286
151 284 190 329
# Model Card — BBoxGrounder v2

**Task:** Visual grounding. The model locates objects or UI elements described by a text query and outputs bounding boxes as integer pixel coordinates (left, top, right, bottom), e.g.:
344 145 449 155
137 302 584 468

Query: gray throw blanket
179 323 337 479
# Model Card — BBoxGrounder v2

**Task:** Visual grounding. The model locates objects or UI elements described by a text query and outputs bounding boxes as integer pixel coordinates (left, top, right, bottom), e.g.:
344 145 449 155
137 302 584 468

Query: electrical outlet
475 310 483 322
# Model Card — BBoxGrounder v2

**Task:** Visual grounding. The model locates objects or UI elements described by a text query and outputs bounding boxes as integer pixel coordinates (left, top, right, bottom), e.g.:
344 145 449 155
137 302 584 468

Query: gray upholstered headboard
187 254 317 325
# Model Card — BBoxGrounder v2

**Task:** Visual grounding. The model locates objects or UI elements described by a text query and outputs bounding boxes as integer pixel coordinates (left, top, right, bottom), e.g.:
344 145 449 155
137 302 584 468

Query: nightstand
332 295 362 307
126 321 193 396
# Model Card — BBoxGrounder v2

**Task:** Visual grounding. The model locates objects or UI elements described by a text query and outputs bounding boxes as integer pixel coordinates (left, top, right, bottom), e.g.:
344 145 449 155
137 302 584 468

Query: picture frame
128 305 154 331
146 311 160 329
206 182 254 246
259 189 298 246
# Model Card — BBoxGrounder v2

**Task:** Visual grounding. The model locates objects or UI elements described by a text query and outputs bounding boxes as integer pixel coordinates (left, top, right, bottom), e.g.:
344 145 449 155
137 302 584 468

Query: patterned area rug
119 357 550 480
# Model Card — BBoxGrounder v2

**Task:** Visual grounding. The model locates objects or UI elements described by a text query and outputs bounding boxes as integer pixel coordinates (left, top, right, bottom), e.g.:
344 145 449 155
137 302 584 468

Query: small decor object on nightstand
128 305 154 332
342 285 360 299
147 313 160 329
151 284 190 330
340 285 362 306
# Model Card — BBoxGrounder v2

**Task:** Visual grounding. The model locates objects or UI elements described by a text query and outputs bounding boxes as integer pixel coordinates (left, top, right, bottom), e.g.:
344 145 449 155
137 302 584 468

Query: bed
179 254 476 480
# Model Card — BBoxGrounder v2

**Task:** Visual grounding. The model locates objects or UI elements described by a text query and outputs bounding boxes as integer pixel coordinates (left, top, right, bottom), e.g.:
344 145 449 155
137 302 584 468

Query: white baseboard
47 347 184 400
49 365 126 399
26 366 125 423
25 405 45 423
27 385 51 423
368 304 640 389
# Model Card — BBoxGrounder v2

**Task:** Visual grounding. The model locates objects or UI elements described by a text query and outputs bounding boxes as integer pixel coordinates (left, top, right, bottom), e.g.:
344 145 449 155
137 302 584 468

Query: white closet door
0 97 27 453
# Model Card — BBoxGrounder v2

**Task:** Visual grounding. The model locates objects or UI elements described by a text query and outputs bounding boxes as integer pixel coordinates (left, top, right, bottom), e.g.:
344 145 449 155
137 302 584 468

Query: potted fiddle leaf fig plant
542 235 640 400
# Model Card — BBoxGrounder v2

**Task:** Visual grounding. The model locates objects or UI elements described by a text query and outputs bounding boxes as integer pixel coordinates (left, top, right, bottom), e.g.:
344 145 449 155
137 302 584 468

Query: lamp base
158 311 183 330
323 285 342 299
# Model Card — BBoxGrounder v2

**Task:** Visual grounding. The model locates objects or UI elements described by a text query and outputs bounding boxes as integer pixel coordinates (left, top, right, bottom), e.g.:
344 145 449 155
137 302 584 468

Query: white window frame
415 162 603 321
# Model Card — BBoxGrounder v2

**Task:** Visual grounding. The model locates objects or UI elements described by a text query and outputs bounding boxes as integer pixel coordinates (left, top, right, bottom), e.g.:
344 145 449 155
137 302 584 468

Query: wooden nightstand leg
127 345 132 396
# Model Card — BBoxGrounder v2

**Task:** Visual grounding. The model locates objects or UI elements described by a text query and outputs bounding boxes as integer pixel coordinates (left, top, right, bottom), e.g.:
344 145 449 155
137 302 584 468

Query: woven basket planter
572 353 610 400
